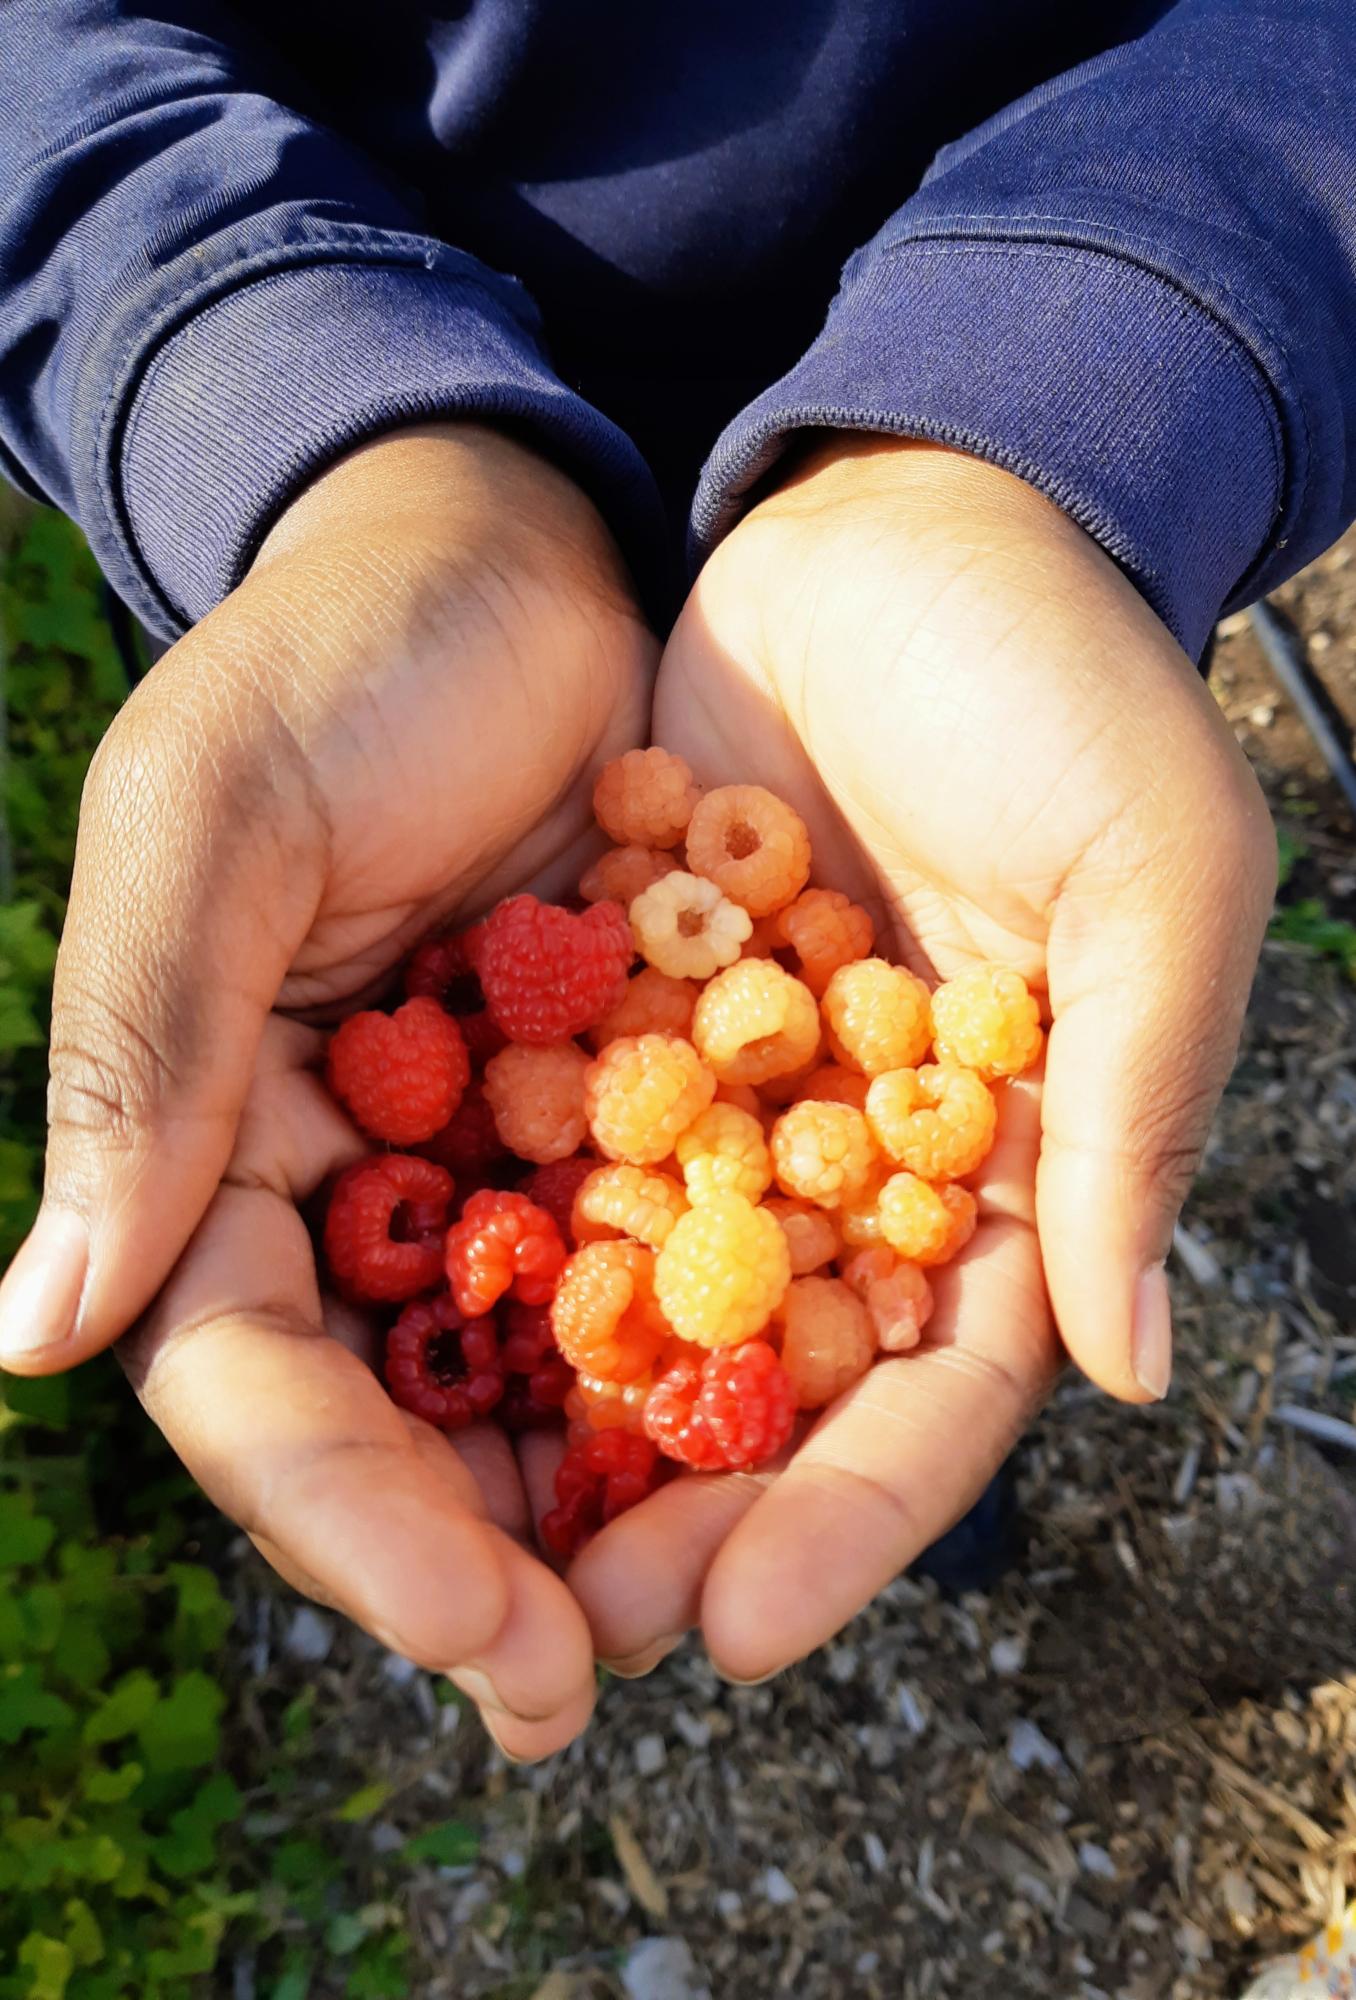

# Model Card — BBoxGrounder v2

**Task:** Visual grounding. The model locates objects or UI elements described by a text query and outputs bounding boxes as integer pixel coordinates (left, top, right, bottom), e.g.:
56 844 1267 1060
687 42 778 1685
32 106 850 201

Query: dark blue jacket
2 3 1353 657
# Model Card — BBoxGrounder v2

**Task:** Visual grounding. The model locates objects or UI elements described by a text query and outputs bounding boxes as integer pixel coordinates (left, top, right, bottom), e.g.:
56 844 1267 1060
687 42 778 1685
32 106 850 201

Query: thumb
1036 732 1275 1405
0 641 324 1373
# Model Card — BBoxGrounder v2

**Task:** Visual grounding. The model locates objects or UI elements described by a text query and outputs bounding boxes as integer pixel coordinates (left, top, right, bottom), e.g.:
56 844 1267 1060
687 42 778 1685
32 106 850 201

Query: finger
1038 716 1274 1405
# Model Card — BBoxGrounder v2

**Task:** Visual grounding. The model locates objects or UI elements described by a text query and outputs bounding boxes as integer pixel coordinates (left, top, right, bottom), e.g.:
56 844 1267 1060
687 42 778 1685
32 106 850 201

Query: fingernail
0 1207 89 1365
481 1714 525 1764
717 1665 780 1688
602 1632 685 1680
1132 1263 1173 1401
445 1665 511 1715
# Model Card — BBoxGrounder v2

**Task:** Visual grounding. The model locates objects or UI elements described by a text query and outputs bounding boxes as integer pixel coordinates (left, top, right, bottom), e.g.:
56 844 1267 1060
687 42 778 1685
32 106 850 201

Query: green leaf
51 1612 111 1691
269 1949 316 2000
61 1899 103 1969
0 1494 56 1571
152 1773 241 1879
399 1820 479 1867
325 1912 370 1957
333 1782 393 1824
344 1930 410 2000
134 1670 223 1773
82 1672 158 1747
0 1664 75 1744
81 1762 143 1806
165 1564 232 1657
17 1932 73 2000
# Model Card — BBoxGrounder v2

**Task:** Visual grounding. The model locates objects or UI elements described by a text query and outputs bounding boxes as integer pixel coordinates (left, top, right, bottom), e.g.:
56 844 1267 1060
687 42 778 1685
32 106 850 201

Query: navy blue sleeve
0 3 663 640
694 1 1356 661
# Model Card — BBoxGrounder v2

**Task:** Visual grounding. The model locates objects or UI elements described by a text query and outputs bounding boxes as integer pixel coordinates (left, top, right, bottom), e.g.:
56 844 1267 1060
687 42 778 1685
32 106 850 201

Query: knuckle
1119 1079 1216 1208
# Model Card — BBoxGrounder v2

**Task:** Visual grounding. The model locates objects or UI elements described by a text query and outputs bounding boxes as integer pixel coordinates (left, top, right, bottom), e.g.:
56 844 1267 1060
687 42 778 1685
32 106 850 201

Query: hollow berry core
725 818 760 860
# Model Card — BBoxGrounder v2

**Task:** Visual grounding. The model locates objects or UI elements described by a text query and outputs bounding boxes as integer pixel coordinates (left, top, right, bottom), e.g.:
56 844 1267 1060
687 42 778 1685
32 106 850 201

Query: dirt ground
226 537 1356 2000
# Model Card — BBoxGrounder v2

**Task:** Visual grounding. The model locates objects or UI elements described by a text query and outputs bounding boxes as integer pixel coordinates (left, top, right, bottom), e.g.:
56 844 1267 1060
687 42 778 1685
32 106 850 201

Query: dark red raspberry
420 1082 505 1179
445 1189 566 1317
457 1009 508 1069
476 895 633 1045
327 998 469 1145
497 1302 575 1430
643 1340 796 1471
540 1430 660 1558
323 1155 453 1302
405 928 481 1010
518 1156 596 1242
385 1294 505 1428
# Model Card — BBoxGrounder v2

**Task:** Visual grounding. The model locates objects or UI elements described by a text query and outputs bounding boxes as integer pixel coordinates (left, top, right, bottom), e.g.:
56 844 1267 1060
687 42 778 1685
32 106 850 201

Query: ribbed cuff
692 235 1285 659
117 253 666 636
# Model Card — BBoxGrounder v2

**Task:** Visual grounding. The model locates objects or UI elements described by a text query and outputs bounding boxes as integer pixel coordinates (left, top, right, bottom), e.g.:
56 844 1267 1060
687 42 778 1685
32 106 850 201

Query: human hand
0 424 656 1757
572 435 1274 1683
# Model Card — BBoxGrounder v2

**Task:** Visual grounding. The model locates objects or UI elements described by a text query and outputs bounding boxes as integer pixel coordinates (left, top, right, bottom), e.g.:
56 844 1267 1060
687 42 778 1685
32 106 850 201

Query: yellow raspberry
769 1099 878 1208
593 746 701 849
630 870 753 979
837 1165 891 1247
572 1162 689 1249
775 888 874 996
587 967 699 1051
758 1054 826 1108
675 1102 772 1205
776 1274 877 1409
565 1369 654 1434
585 1032 716 1165
691 959 820 1086
551 1240 672 1381
762 1196 842 1274
580 844 681 906
796 1062 869 1110
822 957 932 1076
482 1041 591 1164
865 1063 997 1181
654 1193 790 1347
930 964 1043 1080
715 1080 766 1121
840 1247 934 1353
878 1174 978 1266
685 783 812 916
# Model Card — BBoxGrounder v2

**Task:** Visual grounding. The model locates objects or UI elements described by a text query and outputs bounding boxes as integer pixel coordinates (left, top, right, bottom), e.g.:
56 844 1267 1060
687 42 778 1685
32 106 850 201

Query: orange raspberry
685 784 812 917
674 1102 772 1205
482 1041 591 1164
630 870 753 979
739 914 783 960
776 1275 877 1409
822 958 932 1076
572 1162 689 1249
878 1174 978 1266
565 1369 654 1436
580 844 681 906
839 1247 934 1353
770 1099 878 1209
715 1080 765 1121
797 1063 870 1111
865 1063 997 1181
763 1196 841 1275
837 1166 891 1248
757 1055 826 1108
593 747 701 848
585 1032 716 1164
930 964 1043 1080
654 1193 790 1347
587 967 699 1051
551 1240 672 1382
775 888 874 996
691 959 820 1086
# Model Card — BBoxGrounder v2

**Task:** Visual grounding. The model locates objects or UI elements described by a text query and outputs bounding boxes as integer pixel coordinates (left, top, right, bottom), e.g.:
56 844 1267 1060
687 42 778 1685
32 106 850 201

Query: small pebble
282 1606 333 1663
895 1683 929 1736
622 1937 713 2000
672 1708 711 1751
854 1952 881 1975
1007 1719 1066 1773
1078 1842 1117 1880
989 1635 1027 1675
759 1866 797 1906
715 1890 742 1922
863 1831 888 1873
634 1732 667 1777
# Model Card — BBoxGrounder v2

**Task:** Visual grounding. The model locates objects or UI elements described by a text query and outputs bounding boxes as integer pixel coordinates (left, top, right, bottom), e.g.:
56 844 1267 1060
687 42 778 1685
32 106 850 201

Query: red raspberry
404 927 483 1011
476 895 633 1045
385 1294 505 1428
540 1430 661 1559
327 998 470 1145
497 1302 575 1430
444 1189 566 1317
518 1156 597 1241
420 1081 505 1179
457 1009 509 1069
643 1340 796 1470
323 1155 453 1302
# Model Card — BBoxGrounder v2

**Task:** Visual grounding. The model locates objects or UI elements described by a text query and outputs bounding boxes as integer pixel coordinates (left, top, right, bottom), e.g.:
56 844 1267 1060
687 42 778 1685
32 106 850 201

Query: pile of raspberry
320 748 1043 1558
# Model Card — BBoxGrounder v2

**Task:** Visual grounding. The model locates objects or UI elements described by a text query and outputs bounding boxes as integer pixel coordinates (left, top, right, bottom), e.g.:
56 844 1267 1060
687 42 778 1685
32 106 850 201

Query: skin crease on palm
1 424 1275 1757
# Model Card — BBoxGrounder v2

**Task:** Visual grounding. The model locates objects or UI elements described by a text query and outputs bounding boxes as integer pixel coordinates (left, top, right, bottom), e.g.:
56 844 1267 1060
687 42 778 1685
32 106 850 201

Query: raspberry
565 1368 653 1436
654 1193 790 1347
865 1063 997 1181
444 1189 566 1316
404 928 483 1012
822 958 932 1077
593 747 701 849
684 784 811 917
775 889 874 997
551 1241 672 1382
643 1340 795 1470
756 1056 824 1108
770 1100 878 1208
839 1247 934 1353
930 964 1043 1080
715 1081 766 1121
674 1103 772 1205
878 1174 978 1266
497 1301 575 1430
776 1275 877 1409
483 1041 592 1164
691 959 820 1086
836 1166 891 1248
579 844 682 906
477 895 632 1045
587 967 699 1051
572 1162 689 1249
385 1294 505 1428
585 1032 716 1164
762 1196 841 1275
739 915 783 960
518 1156 597 1241
629 871 752 980
457 1009 509 1069
323 1155 453 1302
327 998 469 1145
797 1063 870 1111
540 1429 661 1559
419 1081 505 1179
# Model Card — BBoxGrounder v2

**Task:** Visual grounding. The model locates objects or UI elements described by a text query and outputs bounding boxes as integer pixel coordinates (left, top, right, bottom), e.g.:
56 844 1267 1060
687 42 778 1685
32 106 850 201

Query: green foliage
1269 895 1356 975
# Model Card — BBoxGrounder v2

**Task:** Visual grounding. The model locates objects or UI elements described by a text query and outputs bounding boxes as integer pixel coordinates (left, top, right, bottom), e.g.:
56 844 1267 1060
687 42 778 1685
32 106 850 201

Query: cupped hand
0 424 656 1757
571 435 1275 1684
